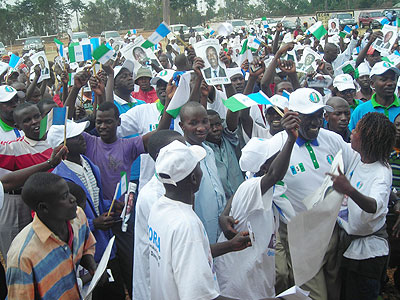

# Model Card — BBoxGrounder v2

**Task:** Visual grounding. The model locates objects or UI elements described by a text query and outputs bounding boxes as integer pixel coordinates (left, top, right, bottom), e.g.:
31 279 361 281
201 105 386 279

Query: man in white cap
148 140 254 300
0 85 25 143
116 68 182 190
332 74 362 113
355 62 373 101
272 88 356 300
349 61 400 131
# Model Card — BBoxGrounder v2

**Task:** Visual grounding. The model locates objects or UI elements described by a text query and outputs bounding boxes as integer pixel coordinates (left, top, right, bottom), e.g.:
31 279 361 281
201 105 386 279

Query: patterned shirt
6 207 96 300
390 149 400 190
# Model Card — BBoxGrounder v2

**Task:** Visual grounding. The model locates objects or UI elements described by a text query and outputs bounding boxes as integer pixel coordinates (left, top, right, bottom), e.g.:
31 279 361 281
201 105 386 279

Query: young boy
6 173 98 300
148 140 261 300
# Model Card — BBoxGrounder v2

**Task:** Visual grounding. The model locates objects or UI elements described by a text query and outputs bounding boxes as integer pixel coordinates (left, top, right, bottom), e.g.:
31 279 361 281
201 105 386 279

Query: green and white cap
289 88 333 114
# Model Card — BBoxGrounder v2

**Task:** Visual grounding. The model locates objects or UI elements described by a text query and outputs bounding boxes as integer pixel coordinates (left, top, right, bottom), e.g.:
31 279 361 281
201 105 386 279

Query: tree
67 0 86 32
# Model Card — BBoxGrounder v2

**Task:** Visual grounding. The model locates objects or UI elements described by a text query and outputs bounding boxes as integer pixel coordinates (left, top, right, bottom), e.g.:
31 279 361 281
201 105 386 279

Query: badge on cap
383 62 391 68
309 92 320 103
5 86 15 93
159 70 167 76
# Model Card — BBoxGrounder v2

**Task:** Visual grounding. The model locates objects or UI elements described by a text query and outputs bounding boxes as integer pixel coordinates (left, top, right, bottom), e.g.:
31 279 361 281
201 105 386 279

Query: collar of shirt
371 93 400 109
114 93 138 107
63 156 85 176
24 136 43 147
32 213 71 245
350 98 361 110
156 100 164 114
296 136 319 147
0 118 14 132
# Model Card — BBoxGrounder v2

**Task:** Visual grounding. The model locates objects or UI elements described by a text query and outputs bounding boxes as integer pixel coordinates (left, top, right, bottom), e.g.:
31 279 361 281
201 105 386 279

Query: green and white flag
92 44 115 64
68 43 92 63
307 21 327 40
166 72 191 118
222 93 259 112
338 60 355 74
142 22 171 49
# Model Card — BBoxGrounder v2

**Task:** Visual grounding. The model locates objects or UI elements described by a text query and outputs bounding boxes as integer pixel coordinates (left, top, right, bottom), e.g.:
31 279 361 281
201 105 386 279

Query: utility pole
163 0 170 25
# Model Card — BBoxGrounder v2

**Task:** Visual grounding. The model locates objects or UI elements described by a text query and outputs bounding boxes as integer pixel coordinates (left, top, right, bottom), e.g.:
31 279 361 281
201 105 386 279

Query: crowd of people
0 13 400 300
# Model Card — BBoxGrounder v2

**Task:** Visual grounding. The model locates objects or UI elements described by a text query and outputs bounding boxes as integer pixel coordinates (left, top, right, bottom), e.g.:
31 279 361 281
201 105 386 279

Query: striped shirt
390 149 400 190
0 136 52 171
6 207 96 300
64 157 100 215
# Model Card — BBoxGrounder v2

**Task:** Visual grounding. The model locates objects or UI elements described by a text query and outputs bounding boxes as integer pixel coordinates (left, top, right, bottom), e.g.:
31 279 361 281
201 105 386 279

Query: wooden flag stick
172 32 189 48
63 107 68 147
273 105 285 118
107 183 119 216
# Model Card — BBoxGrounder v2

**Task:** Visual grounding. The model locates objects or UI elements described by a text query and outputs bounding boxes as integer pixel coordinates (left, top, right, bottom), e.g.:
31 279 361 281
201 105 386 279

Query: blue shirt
114 95 146 181
193 143 226 244
349 93 400 131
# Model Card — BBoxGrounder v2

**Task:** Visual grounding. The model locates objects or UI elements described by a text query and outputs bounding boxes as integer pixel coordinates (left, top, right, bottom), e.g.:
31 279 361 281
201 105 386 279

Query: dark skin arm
102 62 115 103
355 31 382 68
239 58 267 137
260 42 294 96
260 109 299 194
188 57 205 102
60 70 69 104
272 23 283 55
26 65 41 101
278 59 300 90
219 195 239 240
64 70 90 119
1 145 67 192
327 167 377 213
210 231 251 258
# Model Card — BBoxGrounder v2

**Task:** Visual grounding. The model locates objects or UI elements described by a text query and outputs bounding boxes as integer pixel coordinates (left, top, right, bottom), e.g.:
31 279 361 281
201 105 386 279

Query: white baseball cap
239 134 285 173
333 74 356 91
155 140 206 186
265 94 289 113
114 59 135 79
0 85 24 103
357 62 370 78
288 88 333 114
150 69 175 85
370 61 400 78
226 67 243 79
47 120 89 148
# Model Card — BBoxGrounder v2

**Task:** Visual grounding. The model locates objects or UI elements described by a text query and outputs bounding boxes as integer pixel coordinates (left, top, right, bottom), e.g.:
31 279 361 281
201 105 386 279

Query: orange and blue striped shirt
6 207 96 300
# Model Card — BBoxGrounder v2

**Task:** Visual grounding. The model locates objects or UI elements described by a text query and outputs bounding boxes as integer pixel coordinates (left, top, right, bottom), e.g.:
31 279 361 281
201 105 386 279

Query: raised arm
64 70 90 119
355 31 382 68
260 109 299 194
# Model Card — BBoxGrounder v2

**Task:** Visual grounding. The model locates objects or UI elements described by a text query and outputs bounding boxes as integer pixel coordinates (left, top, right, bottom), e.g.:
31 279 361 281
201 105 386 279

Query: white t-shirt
0 181 4 210
117 103 182 190
215 177 276 299
274 129 358 213
132 175 165 300
207 88 228 119
148 196 220 300
342 161 391 260
243 120 273 143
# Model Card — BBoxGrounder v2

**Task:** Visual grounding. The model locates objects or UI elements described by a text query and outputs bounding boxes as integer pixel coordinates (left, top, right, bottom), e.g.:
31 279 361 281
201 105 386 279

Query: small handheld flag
92 44 115 64
54 38 64 57
68 43 92 63
39 107 67 139
8 54 23 69
142 22 171 49
307 21 327 40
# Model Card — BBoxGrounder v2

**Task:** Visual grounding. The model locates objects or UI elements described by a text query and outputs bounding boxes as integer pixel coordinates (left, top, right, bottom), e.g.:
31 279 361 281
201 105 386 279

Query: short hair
13 102 38 122
357 112 395 167
179 101 206 122
206 46 217 55
22 173 64 210
147 130 183 160
67 181 87 209
97 102 120 120
166 45 172 51
206 109 220 118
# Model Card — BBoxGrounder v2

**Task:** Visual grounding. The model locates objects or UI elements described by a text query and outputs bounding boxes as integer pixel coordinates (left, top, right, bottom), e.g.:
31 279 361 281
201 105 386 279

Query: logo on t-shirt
356 181 363 189
290 163 305 175
326 154 334 165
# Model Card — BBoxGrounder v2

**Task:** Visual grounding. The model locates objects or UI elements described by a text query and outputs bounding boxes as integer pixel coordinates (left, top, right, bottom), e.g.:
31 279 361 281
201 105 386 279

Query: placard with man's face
30 51 50 83
373 24 398 53
193 39 231 85
296 47 321 74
